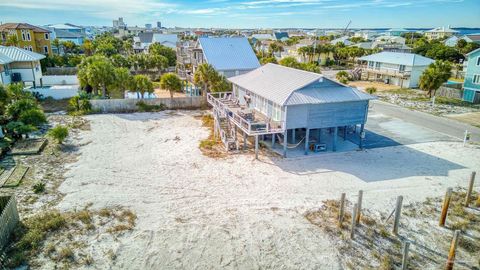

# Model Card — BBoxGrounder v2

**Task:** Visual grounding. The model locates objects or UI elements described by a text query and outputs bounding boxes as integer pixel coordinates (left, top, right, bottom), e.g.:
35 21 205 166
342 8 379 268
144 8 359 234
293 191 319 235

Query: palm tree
86 59 115 97
419 61 452 98
5 34 19 46
52 38 61 54
193 63 218 97
160 73 182 98
110 67 132 98
133 75 153 99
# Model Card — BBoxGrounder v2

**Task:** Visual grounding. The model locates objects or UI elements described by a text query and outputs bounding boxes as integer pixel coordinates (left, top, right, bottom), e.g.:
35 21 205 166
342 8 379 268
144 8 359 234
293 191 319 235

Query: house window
4 64 10 76
473 74 480 84
27 32 31 41
1 33 5 41
368 61 374 68
21 30 26 41
44 33 49 40
399 65 406 72
477 57 480 66
28 46 33 52
375 62 381 70
43 46 49 54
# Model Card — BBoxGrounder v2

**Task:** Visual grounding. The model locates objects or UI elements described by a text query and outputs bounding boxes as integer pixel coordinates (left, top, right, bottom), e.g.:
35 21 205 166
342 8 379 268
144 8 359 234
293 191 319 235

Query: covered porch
261 126 365 158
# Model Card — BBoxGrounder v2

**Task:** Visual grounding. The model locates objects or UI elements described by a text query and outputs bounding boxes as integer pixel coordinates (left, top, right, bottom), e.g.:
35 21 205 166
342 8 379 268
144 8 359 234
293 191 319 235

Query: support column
283 130 287 158
304 128 310 155
291 129 296 143
255 135 259 159
271 133 275 148
359 124 365 150
343 126 347 141
333 127 338 152
317 128 321 141
243 131 247 150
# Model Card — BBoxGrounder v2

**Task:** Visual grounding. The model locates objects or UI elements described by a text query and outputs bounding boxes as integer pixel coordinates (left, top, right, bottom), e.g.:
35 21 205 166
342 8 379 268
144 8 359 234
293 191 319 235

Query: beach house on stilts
207 63 376 158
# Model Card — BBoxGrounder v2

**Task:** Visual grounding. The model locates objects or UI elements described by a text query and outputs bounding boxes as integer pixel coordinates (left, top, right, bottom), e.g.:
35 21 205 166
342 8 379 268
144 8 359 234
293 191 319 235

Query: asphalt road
370 100 480 143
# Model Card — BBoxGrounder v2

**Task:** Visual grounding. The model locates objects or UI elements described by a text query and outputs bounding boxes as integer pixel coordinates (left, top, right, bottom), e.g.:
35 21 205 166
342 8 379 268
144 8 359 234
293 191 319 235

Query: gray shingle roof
199 37 260 71
229 64 375 106
0 46 46 62
359 52 434 66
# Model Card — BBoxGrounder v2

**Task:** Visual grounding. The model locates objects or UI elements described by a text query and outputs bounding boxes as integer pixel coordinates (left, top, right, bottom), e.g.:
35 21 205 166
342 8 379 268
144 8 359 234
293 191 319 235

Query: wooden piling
338 193 346 227
355 190 363 225
464 171 476 207
401 241 410 270
445 230 460 270
254 135 259 160
439 188 453 227
393 196 403 235
350 203 357 239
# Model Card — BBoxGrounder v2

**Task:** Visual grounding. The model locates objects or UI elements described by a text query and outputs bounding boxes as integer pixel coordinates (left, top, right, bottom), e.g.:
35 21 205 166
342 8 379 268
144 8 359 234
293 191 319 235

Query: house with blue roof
462 48 480 103
386 28 409 37
192 37 260 78
207 64 375 157
0 46 45 87
273 32 289 41
359 52 434 88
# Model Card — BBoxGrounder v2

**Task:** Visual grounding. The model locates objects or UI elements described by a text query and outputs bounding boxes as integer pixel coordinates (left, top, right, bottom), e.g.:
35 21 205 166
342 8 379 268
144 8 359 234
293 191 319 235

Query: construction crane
343 20 352 35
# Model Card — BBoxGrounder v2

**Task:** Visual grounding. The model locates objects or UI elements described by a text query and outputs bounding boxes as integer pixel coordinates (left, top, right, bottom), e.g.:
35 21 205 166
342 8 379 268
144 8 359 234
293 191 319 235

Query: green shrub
33 182 45 194
136 101 166 112
18 109 47 126
5 121 36 137
336 71 350 82
366 87 377 94
47 125 69 144
68 95 92 115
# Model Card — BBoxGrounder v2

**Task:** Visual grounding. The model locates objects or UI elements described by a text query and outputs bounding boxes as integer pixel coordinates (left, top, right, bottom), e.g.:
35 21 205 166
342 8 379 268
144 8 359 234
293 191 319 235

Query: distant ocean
367 28 480 35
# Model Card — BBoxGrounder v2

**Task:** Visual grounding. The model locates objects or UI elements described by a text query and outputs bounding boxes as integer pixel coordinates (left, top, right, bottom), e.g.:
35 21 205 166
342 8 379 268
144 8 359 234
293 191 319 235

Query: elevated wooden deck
207 92 285 136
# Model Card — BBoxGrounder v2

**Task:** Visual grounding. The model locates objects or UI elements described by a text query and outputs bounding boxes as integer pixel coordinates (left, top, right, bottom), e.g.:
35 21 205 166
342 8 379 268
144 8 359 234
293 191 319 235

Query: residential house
425 26 458 40
358 52 434 88
0 46 45 87
207 63 375 157
177 37 260 82
386 28 409 37
251 34 274 42
331 36 352 46
133 33 178 52
462 48 480 103
46 23 86 45
354 30 377 40
0 23 52 56
273 32 289 41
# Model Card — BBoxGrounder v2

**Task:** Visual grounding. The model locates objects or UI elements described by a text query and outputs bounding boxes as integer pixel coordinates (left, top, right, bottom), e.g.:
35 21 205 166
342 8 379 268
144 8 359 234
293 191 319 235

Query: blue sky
0 0 479 28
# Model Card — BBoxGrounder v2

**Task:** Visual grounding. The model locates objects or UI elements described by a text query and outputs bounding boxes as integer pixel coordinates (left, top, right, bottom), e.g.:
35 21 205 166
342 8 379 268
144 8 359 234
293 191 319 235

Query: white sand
57 111 480 269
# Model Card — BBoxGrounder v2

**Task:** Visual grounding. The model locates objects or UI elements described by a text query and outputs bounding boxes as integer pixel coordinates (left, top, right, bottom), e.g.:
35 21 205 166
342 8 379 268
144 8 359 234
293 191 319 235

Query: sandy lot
57 111 480 269
446 112 480 128
348 81 401 91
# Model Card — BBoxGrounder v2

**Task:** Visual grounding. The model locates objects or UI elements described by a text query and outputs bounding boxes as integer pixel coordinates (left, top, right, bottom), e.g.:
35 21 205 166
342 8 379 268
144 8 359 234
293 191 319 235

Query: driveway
370 101 480 143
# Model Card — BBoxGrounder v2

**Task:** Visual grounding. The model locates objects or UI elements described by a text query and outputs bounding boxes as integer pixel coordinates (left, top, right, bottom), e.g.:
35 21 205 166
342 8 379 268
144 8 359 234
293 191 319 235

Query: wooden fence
0 195 19 249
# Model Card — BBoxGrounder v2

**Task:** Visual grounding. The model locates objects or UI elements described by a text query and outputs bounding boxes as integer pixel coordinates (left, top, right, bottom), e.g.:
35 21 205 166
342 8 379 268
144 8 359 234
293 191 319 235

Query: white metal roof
199 37 260 71
0 46 46 62
228 64 321 105
229 64 374 106
359 52 434 66
427 27 458 33
0 53 13 64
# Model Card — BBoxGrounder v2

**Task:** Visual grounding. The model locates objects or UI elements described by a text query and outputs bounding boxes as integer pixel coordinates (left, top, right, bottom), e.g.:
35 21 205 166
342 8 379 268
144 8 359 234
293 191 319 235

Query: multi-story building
462 48 480 103
358 52 434 88
176 37 260 83
424 26 458 40
0 23 52 56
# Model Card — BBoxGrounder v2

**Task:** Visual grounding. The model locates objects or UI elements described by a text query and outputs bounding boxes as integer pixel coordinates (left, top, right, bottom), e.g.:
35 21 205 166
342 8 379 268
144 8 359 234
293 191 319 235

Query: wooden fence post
338 193 346 227
393 196 403 235
464 171 476 207
401 241 410 270
356 190 363 225
350 203 358 239
439 188 453 227
445 230 460 270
